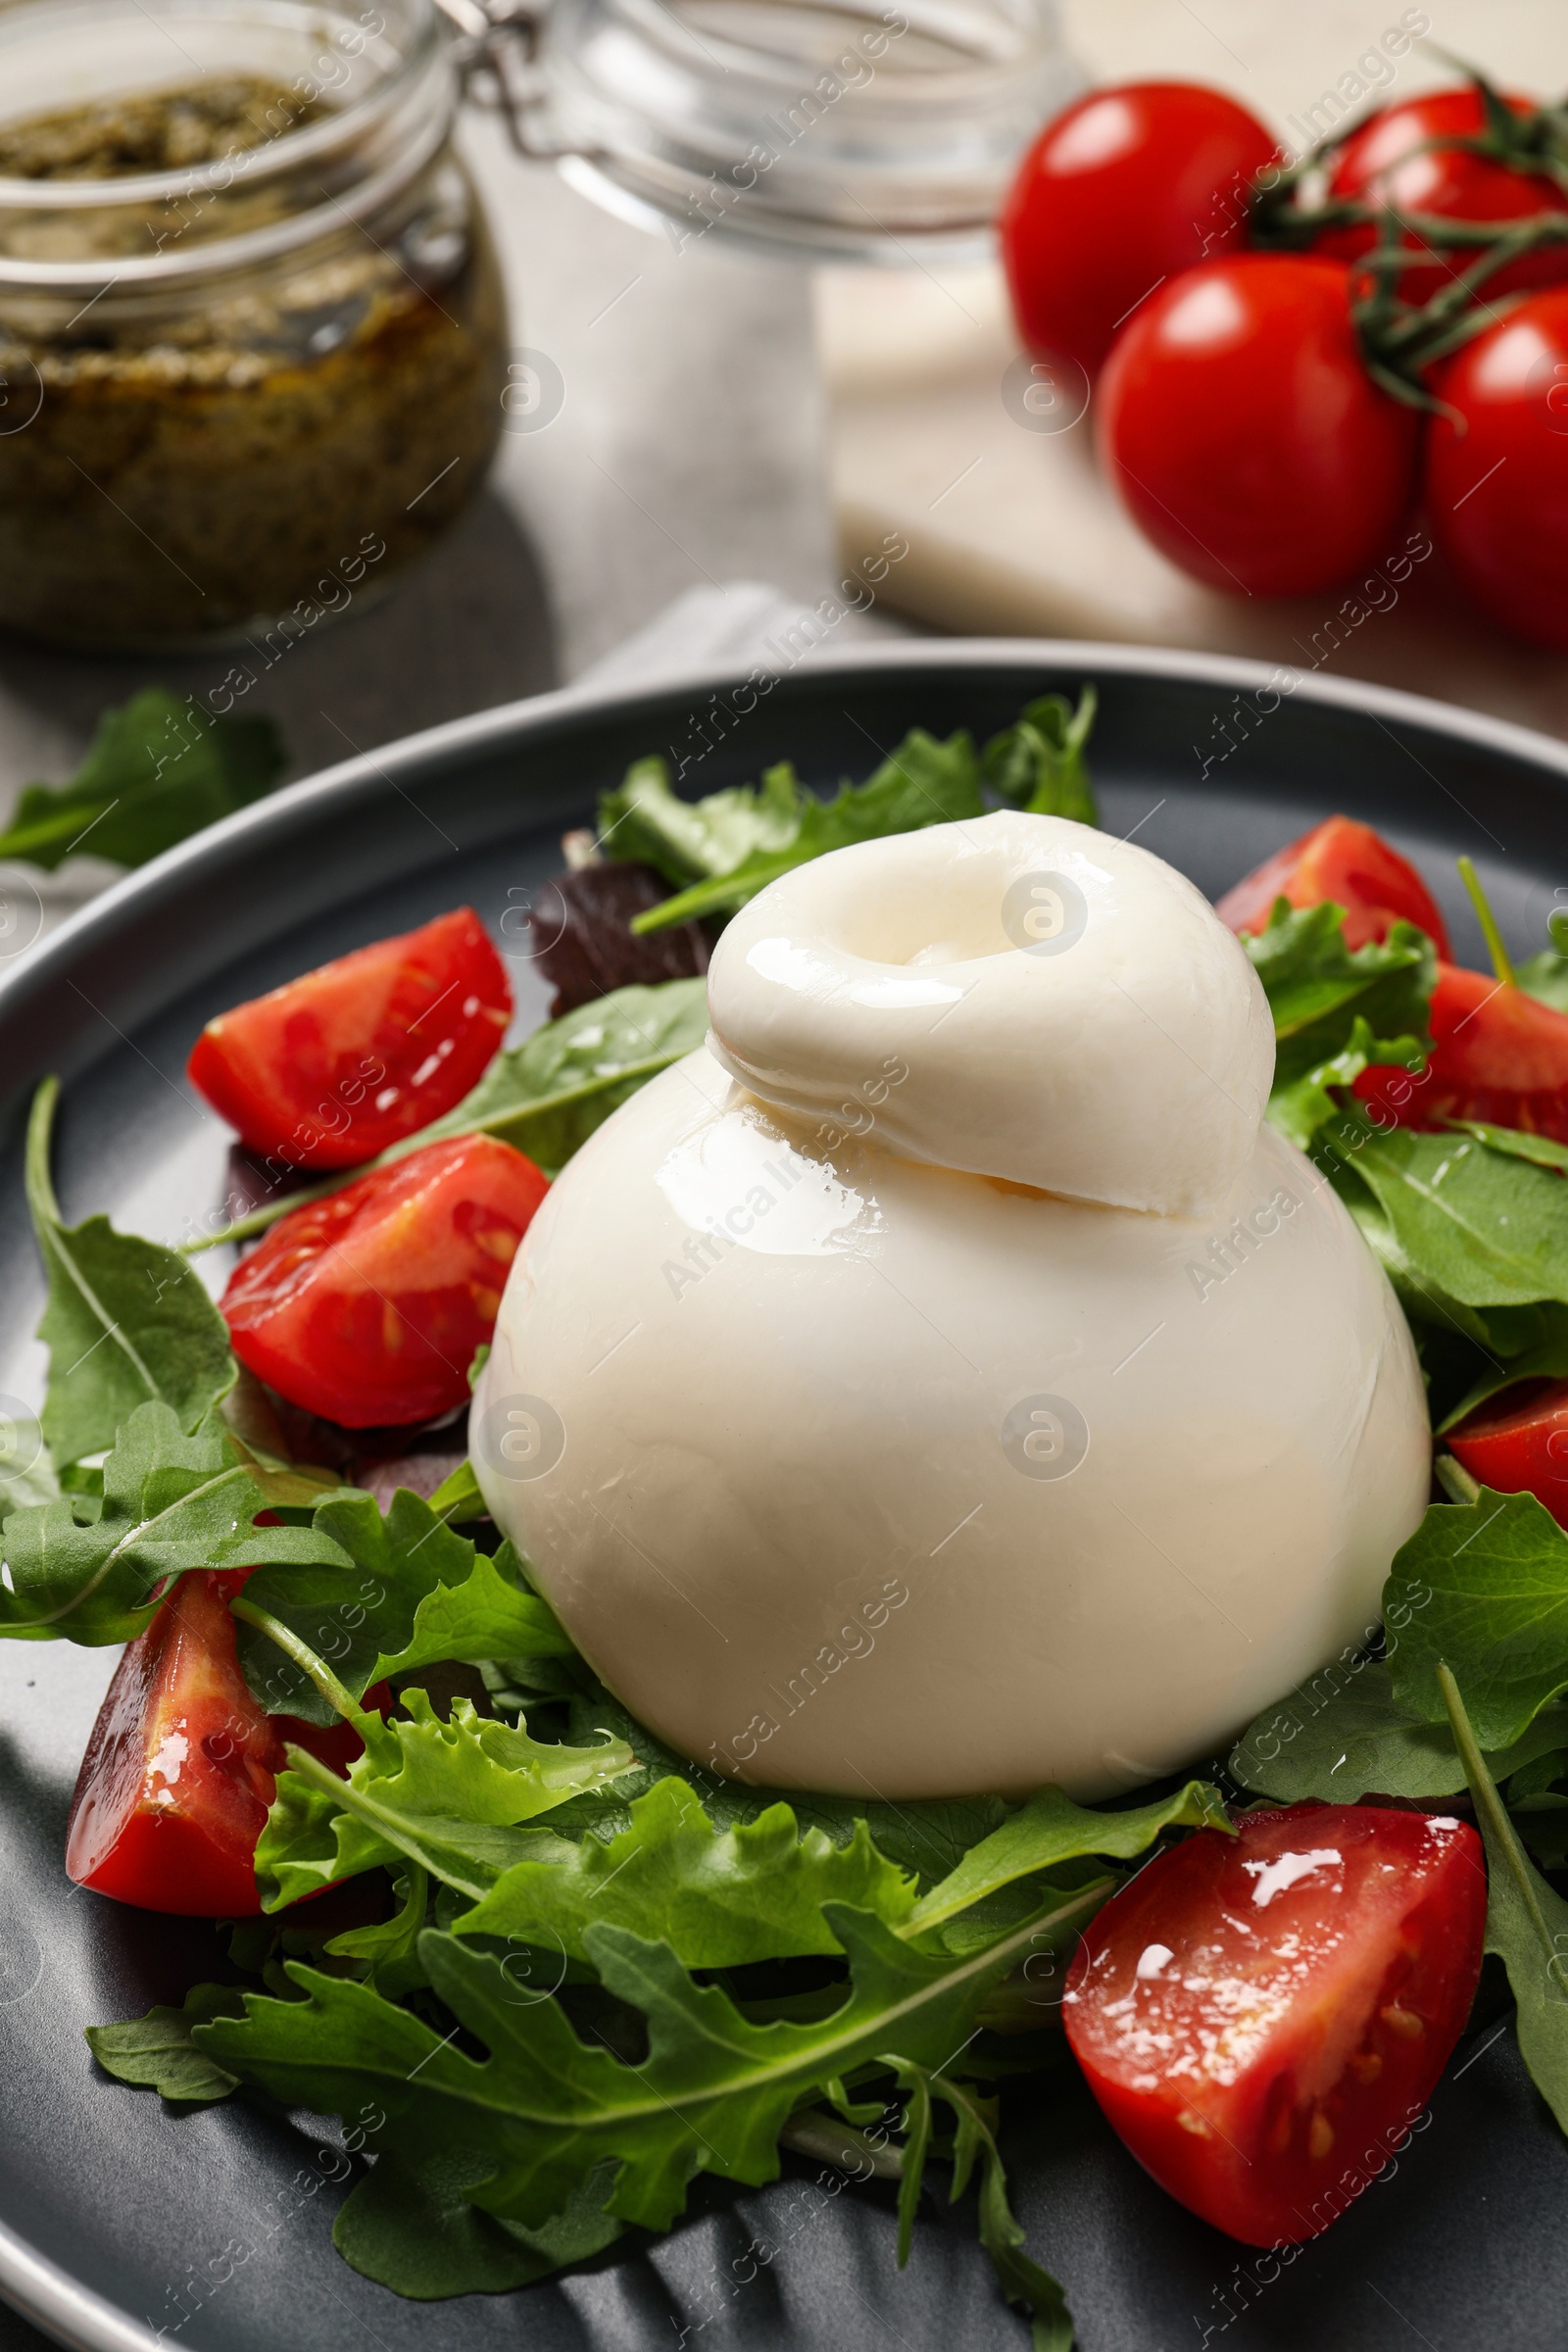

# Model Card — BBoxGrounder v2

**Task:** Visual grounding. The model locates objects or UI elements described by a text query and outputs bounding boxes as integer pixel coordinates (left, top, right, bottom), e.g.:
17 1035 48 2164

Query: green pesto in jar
0 75 506 650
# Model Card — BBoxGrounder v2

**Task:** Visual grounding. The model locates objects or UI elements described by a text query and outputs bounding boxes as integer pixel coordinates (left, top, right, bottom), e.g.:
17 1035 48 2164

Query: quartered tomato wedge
188 907 511 1171
66 1570 369 1917
1354 962 1568 1143
221 1132 548 1427
1062 1804 1485 2245
1216 814 1451 956
1447 1379 1568 1527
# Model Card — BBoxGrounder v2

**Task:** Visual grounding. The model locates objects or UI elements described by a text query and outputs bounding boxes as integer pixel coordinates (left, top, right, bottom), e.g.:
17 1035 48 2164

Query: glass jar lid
451 0 1082 263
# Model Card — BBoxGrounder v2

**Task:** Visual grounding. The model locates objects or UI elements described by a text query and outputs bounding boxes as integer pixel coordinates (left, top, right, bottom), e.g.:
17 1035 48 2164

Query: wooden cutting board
817 0 1568 740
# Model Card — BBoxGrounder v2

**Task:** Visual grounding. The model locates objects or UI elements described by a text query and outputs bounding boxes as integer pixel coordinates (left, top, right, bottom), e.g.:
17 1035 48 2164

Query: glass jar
0 0 507 650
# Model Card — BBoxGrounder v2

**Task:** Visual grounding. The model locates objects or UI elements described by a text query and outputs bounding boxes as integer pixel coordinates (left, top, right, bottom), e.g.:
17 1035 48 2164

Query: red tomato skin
1097 257 1420 596
1062 1805 1485 2246
1000 82 1277 375
1216 813 1451 956
1426 291 1568 650
1355 962 1568 1142
187 907 511 1171
65 1570 371 1917
1448 1378 1568 1528
1321 89 1568 308
221 1132 547 1427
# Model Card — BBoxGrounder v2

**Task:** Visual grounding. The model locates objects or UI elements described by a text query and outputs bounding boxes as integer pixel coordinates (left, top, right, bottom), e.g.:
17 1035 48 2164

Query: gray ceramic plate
0 641 1563 2352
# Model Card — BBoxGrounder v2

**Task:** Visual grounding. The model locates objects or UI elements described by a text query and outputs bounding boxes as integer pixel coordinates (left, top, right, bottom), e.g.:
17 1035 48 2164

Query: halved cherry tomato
188 907 511 1171
1097 256 1420 596
66 1569 371 1917
1000 82 1277 375
1320 87 1568 309
221 1133 547 1427
1355 962 1568 1143
1062 1803 1485 2246
1448 1379 1568 1528
1426 290 1568 651
1216 813 1451 956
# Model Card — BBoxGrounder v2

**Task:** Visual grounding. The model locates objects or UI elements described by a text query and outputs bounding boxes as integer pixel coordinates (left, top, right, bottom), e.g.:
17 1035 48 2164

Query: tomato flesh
1097 256 1420 597
1354 961 1568 1143
188 907 511 1171
1321 89 1568 308
66 1570 367 1917
1000 81 1277 375
1426 289 1568 651
221 1132 548 1427
1062 1804 1485 2245
1448 1378 1568 1527
1216 813 1451 956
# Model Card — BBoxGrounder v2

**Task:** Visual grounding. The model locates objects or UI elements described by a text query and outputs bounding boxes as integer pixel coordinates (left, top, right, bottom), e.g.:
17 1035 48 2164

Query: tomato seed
1308 2112 1335 2161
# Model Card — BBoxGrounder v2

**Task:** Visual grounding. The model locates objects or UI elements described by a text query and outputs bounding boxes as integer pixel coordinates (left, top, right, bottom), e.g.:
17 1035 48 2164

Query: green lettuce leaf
457 1775 917 1964
598 755 803 887
0 688 284 873
1229 1657 1568 1800
85 1984 247 2104
372 1545 576 1684
1440 1664 1568 2137
1243 903 1435 1087
1518 945 1568 1013
980 687 1098 826
324 1864 430 1999
255 1690 636 1908
0 1402 347 1644
28 1078 235 1467
631 729 985 934
1384 1486 1568 1748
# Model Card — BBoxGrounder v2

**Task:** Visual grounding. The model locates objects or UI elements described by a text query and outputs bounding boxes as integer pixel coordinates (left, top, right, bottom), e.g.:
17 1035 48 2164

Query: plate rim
3 633 1566 2352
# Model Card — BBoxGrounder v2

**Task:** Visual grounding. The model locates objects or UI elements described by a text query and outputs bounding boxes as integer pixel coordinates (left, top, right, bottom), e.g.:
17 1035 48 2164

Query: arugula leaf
334 2149 623 2299
598 755 803 887
457 1775 917 1964
1266 1017 1425 1152
1447 1122 1568 1174
980 687 1098 826
1518 947 1568 1013
1229 1658 1568 1800
564 1683 1009 1887
196 1886 1104 2237
28 1079 235 1467
0 689 284 873
632 729 985 934
255 1691 635 1908
1324 1118 1568 1312
324 1864 430 1999
1384 1486 1568 1748
0 1403 346 1644
233 1488 498 1725
1440 1663 1568 2137
85 1984 247 2104
906 1781 1230 1936
1243 903 1435 1087
897 2066 1072 2352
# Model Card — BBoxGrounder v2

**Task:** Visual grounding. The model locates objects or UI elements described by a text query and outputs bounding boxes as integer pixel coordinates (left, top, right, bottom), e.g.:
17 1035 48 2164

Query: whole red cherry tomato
1355 963 1568 1143
1001 82 1278 375
189 907 511 1171
1321 87 1568 308
1448 1380 1568 1529
1426 290 1568 649
1098 256 1420 595
67 1569 370 1917
221 1133 548 1427
1062 1803 1485 2246
1217 813 1451 956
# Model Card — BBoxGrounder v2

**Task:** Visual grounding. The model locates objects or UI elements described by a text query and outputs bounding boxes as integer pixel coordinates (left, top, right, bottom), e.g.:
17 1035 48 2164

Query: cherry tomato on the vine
1426 289 1568 649
1355 962 1568 1145
1321 87 1568 309
1062 1803 1485 2246
1447 1379 1568 1529
1217 813 1451 956
189 907 511 1171
221 1132 548 1427
1098 256 1420 596
66 1569 373 1917
1000 82 1278 376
